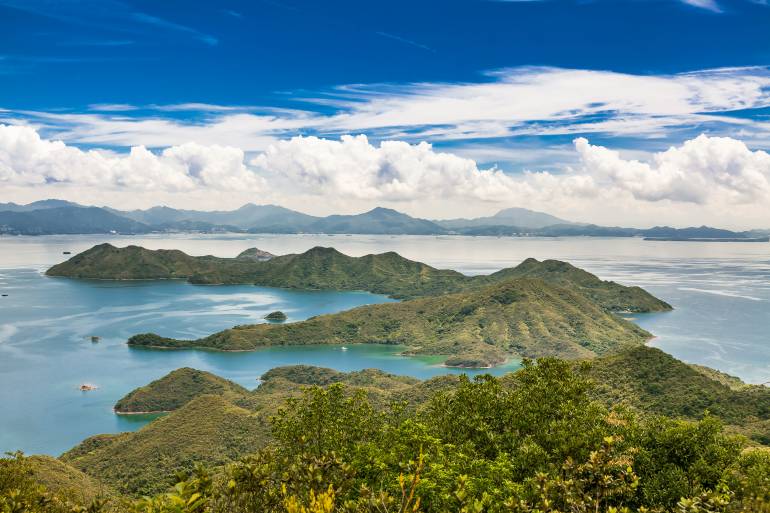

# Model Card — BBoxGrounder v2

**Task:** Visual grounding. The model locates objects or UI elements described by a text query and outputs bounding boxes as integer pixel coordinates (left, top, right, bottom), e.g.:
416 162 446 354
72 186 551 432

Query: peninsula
128 277 653 367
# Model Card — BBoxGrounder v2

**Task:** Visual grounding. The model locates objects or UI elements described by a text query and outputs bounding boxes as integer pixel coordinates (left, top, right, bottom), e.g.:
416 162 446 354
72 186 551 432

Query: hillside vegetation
128 278 652 367
62 367 428 496
47 244 671 310
113 368 249 413
484 257 671 312
8 357 770 512
62 394 267 496
57 350 770 500
16 454 109 503
588 345 770 444
46 244 467 299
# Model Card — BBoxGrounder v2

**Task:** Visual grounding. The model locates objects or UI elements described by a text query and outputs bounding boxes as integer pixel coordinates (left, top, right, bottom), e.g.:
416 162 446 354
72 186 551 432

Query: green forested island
46 244 671 310
5 348 770 512
264 311 288 322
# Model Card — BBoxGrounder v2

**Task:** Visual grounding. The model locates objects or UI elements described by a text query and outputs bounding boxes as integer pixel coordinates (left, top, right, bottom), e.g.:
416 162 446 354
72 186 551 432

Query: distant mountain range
111 204 316 232
0 206 148 235
0 199 766 241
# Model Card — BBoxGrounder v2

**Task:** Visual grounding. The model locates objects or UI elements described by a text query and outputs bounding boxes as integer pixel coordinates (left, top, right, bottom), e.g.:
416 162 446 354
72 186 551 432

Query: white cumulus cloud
2 123 770 228
574 135 770 204
250 134 527 202
0 124 264 192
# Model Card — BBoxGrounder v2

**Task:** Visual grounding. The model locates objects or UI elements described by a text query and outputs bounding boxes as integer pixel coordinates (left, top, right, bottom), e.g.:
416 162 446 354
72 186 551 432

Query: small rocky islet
263 310 287 322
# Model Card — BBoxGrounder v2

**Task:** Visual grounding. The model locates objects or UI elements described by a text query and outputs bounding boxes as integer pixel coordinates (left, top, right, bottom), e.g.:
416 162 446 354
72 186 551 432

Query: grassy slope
129 278 653 367
588 346 770 444
61 366 428 496
113 367 249 413
62 395 267 496
484 258 671 313
47 245 671 311
23 455 110 503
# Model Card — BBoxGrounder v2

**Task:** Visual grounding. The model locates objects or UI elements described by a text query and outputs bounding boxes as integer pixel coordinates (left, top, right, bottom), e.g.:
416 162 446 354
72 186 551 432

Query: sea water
1 233 768 454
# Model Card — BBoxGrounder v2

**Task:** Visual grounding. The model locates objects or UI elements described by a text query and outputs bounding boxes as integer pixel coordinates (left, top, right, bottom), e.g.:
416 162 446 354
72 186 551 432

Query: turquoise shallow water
1 233 769 455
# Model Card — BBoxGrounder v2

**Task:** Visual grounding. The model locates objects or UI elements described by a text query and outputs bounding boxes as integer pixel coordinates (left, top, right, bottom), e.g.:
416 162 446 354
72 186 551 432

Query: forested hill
128 278 653 367
47 244 671 310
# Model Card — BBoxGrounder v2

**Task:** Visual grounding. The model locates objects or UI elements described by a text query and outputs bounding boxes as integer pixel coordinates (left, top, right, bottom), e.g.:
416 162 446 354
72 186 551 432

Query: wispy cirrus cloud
87 104 139 112
56 39 135 47
129 12 217 46
374 32 435 53
0 0 218 46
491 0 767 12
680 0 722 12
8 65 770 153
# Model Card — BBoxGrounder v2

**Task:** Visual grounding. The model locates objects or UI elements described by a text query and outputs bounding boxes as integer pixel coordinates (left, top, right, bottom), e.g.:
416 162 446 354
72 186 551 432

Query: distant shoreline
114 409 171 415
643 237 769 242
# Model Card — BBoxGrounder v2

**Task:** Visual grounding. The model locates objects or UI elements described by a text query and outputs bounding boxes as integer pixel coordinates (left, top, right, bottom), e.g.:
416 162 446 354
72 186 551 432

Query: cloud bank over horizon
2 123 770 229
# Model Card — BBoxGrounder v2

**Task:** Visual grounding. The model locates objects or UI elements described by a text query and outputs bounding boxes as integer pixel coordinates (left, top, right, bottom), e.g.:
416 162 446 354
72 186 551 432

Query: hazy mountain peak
235 248 276 261
435 207 573 231
491 207 571 227
365 206 401 215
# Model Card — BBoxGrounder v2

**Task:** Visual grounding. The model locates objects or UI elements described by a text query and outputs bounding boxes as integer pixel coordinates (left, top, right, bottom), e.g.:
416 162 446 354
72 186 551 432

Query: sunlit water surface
1 233 768 454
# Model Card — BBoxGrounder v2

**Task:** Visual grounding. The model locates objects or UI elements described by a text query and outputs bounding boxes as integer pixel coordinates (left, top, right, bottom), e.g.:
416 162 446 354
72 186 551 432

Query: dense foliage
589 347 770 444
4 358 770 512
0 452 109 512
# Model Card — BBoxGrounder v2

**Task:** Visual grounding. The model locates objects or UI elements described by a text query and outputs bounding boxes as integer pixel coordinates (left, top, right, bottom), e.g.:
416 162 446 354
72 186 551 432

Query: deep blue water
1 234 768 455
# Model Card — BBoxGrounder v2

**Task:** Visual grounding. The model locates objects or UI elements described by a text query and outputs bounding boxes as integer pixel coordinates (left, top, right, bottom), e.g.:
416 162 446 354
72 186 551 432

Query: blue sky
2 0 769 108
1 0 770 227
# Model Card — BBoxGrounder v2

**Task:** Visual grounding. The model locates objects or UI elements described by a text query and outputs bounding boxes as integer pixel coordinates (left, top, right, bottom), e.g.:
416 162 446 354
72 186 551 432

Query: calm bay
1 233 768 455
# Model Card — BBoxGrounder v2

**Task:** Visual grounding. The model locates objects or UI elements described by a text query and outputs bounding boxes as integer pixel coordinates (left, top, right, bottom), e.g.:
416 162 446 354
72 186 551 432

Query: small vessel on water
79 383 97 391
63 251 71 254
90 336 100 343
341 346 348 351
